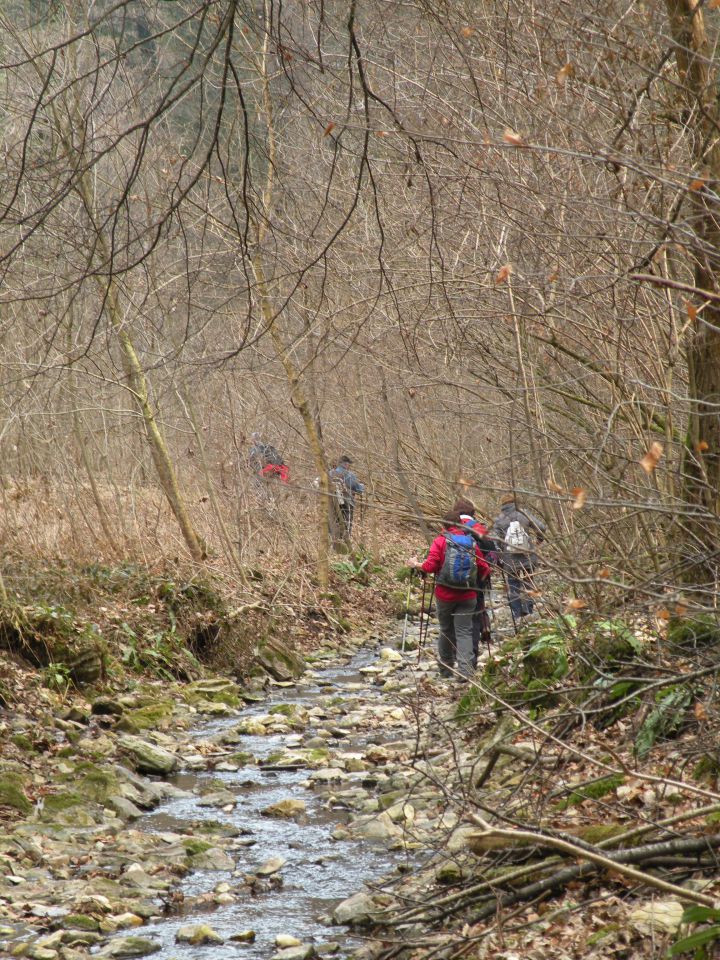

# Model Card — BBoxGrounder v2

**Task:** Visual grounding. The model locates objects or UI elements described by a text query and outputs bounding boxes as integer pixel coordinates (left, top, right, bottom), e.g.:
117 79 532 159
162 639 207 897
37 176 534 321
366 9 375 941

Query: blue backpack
437 533 479 590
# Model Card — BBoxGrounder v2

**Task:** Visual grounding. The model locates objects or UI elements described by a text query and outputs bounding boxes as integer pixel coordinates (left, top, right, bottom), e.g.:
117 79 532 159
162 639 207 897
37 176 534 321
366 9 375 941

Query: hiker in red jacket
453 497 493 665
408 511 491 682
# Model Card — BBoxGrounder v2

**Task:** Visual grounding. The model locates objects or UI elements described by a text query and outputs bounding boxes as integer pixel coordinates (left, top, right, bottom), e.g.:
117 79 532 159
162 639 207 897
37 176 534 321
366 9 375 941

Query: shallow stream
126 648 416 958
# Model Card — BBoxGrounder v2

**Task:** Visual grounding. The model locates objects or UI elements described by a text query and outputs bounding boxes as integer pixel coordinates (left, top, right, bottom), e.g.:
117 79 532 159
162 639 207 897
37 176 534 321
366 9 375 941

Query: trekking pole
499 565 518 636
418 575 436 660
400 576 413 653
417 575 427 661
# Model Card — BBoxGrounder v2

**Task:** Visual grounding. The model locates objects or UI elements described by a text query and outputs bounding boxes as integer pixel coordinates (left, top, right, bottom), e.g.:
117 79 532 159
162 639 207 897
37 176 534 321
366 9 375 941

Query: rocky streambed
2 619 498 960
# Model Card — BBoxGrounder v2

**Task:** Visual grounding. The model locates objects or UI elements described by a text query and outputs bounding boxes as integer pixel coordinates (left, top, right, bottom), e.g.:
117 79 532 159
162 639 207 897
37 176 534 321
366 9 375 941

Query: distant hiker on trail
247 433 290 484
408 511 491 682
330 456 364 538
453 498 493 664
490 494 546 620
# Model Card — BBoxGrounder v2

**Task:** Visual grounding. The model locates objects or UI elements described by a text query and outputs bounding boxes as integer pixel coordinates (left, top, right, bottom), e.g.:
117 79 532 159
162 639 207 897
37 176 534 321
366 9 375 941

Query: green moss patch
0 770 32 815
555 774 625 810
115 701 174 733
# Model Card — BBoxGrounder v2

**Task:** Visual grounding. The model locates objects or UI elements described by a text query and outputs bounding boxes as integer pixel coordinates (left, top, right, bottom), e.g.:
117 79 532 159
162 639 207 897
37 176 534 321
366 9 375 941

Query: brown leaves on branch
495 264 512 284
503 128 524 147
571 487 586 509
323 122 336 137
566 597 587 611
555 63 575 84
639 442 663 474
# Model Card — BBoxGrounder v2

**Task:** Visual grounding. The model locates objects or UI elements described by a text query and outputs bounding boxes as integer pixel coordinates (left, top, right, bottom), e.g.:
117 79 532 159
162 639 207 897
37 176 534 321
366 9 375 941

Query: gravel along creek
0 627 467 960
0 620 474 960
130 642 425 959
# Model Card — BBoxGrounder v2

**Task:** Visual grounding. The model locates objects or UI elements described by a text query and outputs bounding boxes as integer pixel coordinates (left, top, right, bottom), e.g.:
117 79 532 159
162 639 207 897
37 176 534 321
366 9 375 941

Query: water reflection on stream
131 648 414 958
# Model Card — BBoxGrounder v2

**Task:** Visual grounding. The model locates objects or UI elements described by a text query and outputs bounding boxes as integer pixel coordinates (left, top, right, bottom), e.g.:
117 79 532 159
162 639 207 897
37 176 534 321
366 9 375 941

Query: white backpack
505 520 531 553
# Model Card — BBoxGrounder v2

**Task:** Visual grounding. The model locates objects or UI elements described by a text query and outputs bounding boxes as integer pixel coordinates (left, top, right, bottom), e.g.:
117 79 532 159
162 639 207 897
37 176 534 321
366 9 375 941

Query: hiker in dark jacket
330 456 363 537
453 498 493 664
409 511 491 681
490 494 546 619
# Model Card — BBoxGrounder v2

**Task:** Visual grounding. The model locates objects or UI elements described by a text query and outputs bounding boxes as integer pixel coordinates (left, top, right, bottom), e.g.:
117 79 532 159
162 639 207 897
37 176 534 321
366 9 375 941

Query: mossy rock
0 770 32 814
115 701 174 733
225 751 256 767
41 794 99 826
190 819 241 838
262 747 328 769
268 704 297 718
668 614 720 649
11 734 36 753
183 679 240 709
182 838 213 857
389 589 420 620
522 632 568 683
41 791 85 814
254 637 305 682
63 914 101 932
589 619 642 662
59 761 120 803
267 704 307 727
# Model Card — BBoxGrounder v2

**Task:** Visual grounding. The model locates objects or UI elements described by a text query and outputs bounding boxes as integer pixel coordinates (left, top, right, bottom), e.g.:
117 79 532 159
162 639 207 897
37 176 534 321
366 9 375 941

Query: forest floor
0 549 719 960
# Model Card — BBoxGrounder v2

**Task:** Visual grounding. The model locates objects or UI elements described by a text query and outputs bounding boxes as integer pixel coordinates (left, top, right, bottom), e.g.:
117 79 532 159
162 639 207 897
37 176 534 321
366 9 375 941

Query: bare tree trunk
665 0 720 578
54 71 208 565
115 320 207 563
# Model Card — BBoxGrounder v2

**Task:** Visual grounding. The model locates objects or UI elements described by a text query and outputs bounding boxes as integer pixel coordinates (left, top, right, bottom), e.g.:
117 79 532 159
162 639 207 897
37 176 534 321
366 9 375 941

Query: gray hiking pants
435 596 476 680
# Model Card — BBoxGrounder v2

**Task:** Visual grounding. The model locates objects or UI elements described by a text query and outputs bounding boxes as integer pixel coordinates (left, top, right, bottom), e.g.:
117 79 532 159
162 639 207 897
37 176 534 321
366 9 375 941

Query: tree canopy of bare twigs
0 0 718 610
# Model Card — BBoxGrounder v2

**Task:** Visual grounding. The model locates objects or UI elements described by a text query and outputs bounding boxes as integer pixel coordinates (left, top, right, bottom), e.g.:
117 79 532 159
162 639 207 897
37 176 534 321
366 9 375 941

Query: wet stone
175 923 225 945
196 789 236 808
333 891 393 926
117 736 177 777
188 846 235 871
97 936 161 957
276 934 303 947
229 930 256 943
262 799 306 819
256 856 286 876
272 945 315 960
105 914 144 931
91 698 124 717
107 796 143 821
25 947 59 960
